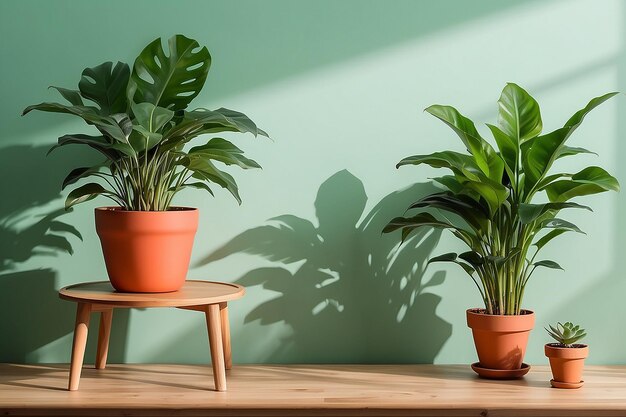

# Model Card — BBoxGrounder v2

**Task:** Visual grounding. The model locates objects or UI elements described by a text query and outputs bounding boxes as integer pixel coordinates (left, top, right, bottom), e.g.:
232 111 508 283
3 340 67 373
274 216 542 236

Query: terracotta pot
545 343 588 388
466 309 535 370
95 207 199 293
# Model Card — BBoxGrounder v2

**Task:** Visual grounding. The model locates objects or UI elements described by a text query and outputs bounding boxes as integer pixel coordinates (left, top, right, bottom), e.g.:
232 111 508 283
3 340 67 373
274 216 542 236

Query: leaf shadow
0 144 130 363
198 169 452 363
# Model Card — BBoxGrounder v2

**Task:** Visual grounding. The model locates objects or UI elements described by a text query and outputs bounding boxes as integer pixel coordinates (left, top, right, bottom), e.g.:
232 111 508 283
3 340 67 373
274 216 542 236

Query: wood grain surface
1 364 626 416
59 280 245 307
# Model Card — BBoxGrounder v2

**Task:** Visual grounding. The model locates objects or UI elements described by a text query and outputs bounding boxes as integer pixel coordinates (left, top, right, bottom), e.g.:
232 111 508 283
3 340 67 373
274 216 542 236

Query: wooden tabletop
58 280 245 307
1 364 626 416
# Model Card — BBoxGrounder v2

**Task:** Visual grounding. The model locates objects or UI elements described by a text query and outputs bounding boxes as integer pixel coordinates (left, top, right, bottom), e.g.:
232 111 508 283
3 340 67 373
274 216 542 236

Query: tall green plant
383 83 619 315
23 35 267 211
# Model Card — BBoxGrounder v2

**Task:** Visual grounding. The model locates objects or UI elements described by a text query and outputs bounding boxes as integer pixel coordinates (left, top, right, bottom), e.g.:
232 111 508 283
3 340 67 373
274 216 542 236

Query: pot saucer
550 379 584 389
471 362 530 379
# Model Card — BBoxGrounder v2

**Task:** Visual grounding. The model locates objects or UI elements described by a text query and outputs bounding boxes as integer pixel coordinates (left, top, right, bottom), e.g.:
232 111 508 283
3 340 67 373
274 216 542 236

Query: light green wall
1 0 624 366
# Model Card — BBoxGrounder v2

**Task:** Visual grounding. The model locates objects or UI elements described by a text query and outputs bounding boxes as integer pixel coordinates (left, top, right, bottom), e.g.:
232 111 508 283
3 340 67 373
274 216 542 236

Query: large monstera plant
384 83 619 315
23 34 266 211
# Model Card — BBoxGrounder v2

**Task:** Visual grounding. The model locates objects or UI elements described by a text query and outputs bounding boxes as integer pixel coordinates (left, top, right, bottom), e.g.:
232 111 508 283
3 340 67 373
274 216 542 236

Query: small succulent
546 322 587 347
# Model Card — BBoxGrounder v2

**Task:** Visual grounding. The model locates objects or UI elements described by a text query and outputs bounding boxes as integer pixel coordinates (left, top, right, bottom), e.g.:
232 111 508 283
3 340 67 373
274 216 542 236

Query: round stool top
59 280 245 307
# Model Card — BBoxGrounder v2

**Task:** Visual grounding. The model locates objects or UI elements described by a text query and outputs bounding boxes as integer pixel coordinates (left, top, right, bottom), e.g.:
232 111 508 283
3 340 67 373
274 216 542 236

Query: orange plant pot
545 344 588 388
467 309 535 370
95 207 199 293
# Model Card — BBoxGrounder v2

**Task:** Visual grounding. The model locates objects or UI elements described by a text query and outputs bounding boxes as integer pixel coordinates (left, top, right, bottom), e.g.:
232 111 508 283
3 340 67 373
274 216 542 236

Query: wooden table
2 364 626 416
58 280 245 392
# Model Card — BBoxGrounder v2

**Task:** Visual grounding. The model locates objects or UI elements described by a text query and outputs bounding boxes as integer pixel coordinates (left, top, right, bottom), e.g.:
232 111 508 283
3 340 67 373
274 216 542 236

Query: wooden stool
59 280 245 392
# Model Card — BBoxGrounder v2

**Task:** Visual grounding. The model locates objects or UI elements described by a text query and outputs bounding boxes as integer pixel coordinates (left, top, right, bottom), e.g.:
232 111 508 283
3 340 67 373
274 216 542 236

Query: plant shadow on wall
0 145 129 363
199 170 451 363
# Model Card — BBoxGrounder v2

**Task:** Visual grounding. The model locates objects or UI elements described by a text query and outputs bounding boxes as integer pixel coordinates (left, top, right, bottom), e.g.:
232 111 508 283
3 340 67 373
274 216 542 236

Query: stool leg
219 303 232 370
69 302 91 391
205 304 226 391
95 309 113 370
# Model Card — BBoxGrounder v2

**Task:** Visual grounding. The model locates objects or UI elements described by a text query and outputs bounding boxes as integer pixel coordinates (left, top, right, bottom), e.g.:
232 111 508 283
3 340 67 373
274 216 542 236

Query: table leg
205 304 227 391
219 303 232 370
69 302 91 391
95 309 113 370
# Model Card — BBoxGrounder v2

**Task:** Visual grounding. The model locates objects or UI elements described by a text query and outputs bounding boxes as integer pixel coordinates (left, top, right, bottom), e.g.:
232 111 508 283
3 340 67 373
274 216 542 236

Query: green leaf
111 113 133 138
181 157 241 203
49 133 108 152
384 212 459 234
497 83 542 143
383 212 478 248
177 107 265 137
95 114 133 143
130 35 211 111
428 252 458 263
458 250 484 266
487 123 517 184
188 138 261 169
563 92 618 129
397 151 483 181
65 183 108 209
79 61 130 115
400 152 507 215
131 102 174 133
212 108 268 137
461 178 509 216
540 218 585 234
545 166 620 202
428 252 476 276
128 102 174 152
409 192 489 231
50 134 135 158
546 322 586 345
518 202 591 224
534 229 567 251
49 86 84 106
425 105 503 181
556 146 597 159
23 101 98 118
23 101 130 143
129 126 163 152
535 172 572 190
62 165 108 190
521 127 570 194
533 260 563 270
521 92 617 195
178 181 214 196
431 175 465 194
161 107 266 151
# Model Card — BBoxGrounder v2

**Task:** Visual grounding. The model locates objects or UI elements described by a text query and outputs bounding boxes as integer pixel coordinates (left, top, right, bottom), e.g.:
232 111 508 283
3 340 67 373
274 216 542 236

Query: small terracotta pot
467 309 535 370
545 343 589 388
95 207 199 293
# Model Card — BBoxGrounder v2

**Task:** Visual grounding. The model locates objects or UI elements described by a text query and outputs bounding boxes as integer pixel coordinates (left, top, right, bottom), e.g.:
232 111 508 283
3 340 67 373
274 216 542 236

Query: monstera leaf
79 61 130 115
129 35 211 111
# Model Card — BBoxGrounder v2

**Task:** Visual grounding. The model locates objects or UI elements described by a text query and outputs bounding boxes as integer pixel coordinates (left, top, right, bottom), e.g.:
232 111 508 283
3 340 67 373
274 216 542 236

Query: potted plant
384 83 618 378
23 34 267 293
545 321 588 389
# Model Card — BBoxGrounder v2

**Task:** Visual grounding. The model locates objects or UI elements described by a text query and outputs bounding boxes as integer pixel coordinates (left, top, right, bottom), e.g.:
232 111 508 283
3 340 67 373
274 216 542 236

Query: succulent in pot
545 321 588 389
23 34 267 293
383 83 618 376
